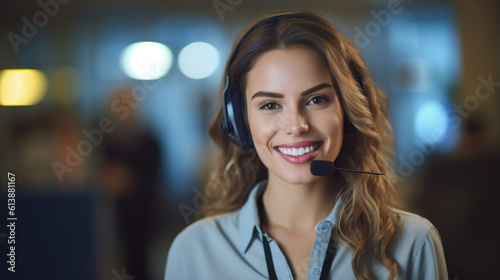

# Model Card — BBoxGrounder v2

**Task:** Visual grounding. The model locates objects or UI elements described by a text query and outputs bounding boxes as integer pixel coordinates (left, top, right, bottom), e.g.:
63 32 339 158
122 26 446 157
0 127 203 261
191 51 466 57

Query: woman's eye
259 101 281 110
307 96 329 105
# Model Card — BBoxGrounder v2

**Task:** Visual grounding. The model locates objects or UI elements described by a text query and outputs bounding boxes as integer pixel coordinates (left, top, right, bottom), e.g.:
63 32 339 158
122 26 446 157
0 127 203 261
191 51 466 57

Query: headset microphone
310 160 386 176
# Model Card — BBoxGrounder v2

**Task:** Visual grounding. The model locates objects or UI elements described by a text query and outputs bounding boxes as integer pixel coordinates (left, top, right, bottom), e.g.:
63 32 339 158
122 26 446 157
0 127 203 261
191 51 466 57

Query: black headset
220 12 366 149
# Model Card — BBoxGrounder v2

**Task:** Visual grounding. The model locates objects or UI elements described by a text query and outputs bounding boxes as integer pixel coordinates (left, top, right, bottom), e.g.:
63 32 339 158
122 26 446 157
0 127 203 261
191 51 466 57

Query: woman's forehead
245 47 333 96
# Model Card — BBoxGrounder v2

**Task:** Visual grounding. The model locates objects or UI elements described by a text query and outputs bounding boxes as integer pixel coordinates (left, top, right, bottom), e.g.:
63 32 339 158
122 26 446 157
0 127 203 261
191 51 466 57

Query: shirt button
314 267 321 274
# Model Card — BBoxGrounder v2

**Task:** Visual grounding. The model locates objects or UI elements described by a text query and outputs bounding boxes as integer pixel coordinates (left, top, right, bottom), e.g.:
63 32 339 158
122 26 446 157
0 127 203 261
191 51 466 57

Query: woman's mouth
274 141 323 164
276 142 320 157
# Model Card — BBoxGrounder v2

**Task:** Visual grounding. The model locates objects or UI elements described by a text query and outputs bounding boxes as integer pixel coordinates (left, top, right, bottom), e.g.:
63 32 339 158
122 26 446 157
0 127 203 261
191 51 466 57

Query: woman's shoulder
390 208 436 235
387 209 448 278
165 211 244 278
170 211 240 249
389 208 443 247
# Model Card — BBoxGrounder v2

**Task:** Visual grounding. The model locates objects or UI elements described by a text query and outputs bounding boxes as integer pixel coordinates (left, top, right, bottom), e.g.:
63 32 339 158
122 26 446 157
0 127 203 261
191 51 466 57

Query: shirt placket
264 235 294 280
307 220 333 280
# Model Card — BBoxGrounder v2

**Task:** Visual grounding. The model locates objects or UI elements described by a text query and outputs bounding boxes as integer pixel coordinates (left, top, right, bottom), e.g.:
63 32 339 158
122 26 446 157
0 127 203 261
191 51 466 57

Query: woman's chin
273 169 320 186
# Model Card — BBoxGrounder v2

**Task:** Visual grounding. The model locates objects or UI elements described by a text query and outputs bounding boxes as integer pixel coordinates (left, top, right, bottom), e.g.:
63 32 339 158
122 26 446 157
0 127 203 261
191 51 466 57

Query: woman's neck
261 175 337 233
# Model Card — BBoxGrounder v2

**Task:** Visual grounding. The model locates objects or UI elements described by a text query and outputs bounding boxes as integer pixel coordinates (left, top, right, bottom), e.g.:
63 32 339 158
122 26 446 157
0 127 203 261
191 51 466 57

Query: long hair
201 11 401 280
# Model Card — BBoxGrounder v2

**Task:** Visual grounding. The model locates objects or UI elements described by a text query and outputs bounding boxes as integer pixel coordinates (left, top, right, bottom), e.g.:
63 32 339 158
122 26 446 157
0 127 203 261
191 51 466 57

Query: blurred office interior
0 0 499 279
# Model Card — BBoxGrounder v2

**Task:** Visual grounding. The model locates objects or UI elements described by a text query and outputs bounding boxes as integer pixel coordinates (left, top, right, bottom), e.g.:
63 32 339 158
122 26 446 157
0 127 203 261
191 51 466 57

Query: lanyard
262 230 337 280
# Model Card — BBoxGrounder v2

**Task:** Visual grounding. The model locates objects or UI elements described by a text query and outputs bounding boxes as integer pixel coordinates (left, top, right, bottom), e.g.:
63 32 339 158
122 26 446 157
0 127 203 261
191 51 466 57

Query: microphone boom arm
334 166 386 175
310 160 386 176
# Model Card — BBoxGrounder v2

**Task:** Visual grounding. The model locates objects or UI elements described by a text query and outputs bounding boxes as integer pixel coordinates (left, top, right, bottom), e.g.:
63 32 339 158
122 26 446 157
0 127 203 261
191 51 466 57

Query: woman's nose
283 110 309 136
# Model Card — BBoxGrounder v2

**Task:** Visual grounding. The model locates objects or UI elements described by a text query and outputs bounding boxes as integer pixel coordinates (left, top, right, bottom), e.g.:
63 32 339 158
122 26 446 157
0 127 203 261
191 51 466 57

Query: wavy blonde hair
201 11 401 280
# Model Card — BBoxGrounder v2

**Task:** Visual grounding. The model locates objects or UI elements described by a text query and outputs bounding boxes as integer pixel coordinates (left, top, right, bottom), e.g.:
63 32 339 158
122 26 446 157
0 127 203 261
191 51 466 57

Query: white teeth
277 143 319 157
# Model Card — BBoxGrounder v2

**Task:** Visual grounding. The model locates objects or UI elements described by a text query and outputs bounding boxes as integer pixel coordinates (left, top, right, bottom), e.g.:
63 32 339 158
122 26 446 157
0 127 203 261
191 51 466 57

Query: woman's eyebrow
300 83 333 96
251 83 333 100
251 91 284 100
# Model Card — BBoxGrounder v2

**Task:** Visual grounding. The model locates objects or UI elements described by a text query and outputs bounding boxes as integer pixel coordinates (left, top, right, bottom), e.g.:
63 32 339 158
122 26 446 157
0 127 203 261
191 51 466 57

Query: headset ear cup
230 90 253 148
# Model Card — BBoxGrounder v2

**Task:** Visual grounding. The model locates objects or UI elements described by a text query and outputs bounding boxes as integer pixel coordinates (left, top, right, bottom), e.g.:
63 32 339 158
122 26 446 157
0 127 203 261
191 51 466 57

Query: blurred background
0 0 498 279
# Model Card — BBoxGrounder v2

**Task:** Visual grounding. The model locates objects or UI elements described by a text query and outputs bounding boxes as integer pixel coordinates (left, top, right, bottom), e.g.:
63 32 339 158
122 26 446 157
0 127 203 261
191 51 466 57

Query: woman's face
245 47 344 185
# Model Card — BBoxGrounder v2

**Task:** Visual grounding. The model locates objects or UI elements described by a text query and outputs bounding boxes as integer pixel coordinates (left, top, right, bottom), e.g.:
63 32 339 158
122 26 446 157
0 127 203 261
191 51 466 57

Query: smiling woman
246 47 343 183
165 11 447 280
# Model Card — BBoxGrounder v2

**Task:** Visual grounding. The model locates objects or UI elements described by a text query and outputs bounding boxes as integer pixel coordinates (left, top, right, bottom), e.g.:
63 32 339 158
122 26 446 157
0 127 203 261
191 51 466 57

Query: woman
165 11 447 280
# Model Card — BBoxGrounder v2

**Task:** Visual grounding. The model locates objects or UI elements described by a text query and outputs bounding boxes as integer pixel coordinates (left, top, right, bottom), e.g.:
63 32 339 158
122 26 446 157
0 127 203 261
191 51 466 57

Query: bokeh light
120 41 173 80
414 100 449 142
0 69 48 106
178 42 220 79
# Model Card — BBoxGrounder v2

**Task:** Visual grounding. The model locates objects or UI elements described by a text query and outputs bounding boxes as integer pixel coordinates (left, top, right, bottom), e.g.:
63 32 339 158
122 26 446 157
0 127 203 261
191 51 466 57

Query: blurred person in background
100 87 161 280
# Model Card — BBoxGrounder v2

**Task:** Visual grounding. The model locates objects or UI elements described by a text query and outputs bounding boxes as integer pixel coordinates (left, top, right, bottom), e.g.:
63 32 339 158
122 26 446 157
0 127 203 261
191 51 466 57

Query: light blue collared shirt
165 181 448 279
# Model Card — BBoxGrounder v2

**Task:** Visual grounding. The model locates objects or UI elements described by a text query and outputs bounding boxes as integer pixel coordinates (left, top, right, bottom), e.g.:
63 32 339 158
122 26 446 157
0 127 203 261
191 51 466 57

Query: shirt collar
238 180 343 254
238 180 267 254
315 193 342 233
